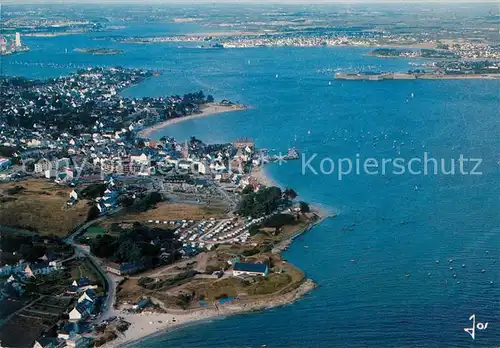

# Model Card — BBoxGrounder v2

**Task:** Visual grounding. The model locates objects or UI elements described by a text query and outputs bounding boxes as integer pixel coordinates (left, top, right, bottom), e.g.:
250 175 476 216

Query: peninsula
367 48 458 59
335 60 500 81
0 67 326 348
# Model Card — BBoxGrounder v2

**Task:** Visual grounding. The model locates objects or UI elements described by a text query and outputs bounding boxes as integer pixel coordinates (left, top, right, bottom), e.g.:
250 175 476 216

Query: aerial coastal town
0 66 318 347
0 3 498 348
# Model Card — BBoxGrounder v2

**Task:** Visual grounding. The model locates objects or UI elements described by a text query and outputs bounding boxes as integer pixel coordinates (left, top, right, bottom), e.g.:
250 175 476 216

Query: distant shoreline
335 72 500 81
137 103 248 138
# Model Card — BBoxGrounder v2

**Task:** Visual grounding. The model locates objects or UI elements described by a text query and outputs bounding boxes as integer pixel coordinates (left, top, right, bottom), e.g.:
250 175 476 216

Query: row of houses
68 289 98 321
33 278 100 347
0 257 63 279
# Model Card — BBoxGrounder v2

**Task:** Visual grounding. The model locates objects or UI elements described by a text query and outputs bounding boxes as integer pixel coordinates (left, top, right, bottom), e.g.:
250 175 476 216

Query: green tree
284 188 298 200
237 186 283 217
87 205 100 221
242 185 254 195
299 201 310 213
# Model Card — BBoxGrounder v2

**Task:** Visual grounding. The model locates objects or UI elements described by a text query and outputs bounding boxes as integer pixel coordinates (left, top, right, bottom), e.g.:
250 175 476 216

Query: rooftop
233 262 267 274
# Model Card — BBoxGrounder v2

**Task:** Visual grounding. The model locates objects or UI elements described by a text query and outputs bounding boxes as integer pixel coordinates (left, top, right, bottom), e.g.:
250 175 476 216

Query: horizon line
2 0 499 4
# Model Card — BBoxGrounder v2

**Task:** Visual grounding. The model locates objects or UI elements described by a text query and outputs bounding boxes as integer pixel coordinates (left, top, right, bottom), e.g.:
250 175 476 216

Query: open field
116 249 305 308
84 226 107 238
105 202 225 225
0 179 90 236
114 213 316 310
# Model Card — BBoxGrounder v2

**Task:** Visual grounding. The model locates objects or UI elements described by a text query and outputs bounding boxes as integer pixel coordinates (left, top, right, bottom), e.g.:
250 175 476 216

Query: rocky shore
103 279 316 348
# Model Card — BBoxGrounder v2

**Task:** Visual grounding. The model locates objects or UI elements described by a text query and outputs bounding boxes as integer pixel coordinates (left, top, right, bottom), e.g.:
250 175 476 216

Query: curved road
63 209 121 322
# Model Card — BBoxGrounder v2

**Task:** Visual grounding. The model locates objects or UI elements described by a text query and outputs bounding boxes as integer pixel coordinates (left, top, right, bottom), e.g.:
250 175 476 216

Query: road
128 256 197 279
63 209 121 322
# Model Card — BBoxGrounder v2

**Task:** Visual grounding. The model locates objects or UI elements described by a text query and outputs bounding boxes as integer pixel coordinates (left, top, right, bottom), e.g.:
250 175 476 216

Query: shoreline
250 165 279 188
335 72 500 81
104 279 316 348
102 166 329 347
137 103 248 139
103 103 331 348
102 184 331 348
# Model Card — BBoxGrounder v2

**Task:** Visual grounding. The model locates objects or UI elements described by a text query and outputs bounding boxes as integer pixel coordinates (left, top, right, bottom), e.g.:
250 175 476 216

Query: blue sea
4 25 499 348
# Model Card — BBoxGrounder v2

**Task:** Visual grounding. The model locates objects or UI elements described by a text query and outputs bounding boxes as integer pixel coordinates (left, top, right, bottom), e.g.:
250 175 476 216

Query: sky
1 0 497 4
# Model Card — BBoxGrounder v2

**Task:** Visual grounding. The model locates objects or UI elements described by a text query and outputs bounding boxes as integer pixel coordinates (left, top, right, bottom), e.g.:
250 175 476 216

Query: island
74 47 124 55
367 48 459 59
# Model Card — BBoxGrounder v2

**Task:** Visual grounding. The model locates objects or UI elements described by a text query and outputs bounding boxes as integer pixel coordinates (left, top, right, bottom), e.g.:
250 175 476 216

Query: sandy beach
103 279 315 347
250 165 279 188
137 103 248 139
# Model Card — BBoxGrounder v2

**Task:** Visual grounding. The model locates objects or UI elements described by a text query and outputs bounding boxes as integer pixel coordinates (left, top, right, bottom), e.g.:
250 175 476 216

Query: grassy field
84 226 107 238
116 253 304 309
0 179 90 236
106 202 225 224
187 273 293 300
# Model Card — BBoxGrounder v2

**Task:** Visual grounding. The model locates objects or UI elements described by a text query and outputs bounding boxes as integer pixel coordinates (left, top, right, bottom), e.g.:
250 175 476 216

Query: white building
194 161 208 174
232 262 269 277
130 153 149 165
66 334 88 348
34 159 52 173
77 289 97 304
23 262 54 278
15 32 21 47
34 157 71 174
69 190 79 201
69 300 93 321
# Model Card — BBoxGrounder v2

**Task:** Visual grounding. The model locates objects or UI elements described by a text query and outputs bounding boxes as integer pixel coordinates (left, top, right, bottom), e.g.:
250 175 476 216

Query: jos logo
464 314 489 340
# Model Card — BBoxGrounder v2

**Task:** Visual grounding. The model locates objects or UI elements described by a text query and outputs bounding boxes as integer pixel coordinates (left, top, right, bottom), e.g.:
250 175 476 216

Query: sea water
4 28 499 348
